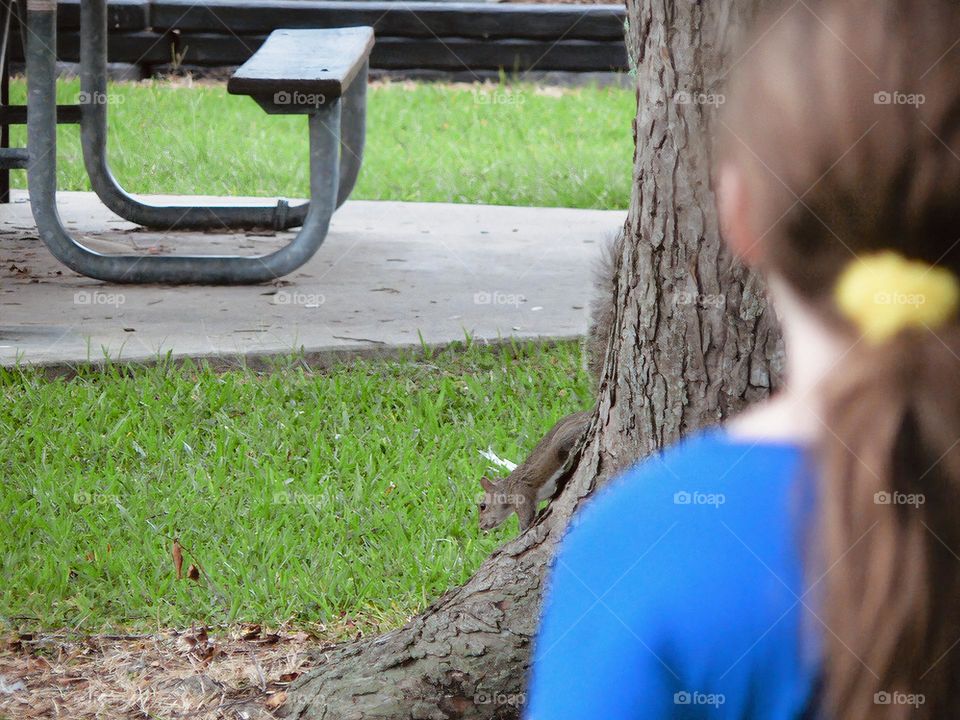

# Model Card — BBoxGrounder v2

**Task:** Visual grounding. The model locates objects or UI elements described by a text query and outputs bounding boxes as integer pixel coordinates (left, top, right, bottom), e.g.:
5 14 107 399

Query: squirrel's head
478 476 516 532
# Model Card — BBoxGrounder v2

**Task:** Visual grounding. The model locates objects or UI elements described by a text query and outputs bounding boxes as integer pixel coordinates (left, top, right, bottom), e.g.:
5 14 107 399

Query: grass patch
2 76 619 633
7 78 633 209
1 341 590 632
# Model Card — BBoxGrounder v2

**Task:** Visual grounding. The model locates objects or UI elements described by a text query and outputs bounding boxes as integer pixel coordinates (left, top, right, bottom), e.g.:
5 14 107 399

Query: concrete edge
3 334 584 379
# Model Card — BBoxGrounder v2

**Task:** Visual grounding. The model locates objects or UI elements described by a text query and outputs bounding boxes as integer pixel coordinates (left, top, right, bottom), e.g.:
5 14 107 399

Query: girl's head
720 0 960 309
719 1 960 717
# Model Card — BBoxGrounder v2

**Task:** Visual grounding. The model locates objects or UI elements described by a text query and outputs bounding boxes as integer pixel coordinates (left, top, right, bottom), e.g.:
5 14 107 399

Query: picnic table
0 0 373 283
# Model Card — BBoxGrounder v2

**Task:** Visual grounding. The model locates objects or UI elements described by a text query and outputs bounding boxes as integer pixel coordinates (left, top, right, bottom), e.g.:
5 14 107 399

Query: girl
526 0 960 718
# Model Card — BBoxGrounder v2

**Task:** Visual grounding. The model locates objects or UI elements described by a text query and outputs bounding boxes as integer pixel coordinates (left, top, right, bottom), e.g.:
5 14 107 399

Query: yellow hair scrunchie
834 251 960 343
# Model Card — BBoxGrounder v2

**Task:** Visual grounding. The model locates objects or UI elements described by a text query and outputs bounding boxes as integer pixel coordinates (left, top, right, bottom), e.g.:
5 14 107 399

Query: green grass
1 341 590 633
2 77 621 633
7 78 633 209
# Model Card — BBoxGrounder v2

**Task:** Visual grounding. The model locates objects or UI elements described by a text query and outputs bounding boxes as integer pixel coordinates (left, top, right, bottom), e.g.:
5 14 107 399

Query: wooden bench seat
227 26 374 108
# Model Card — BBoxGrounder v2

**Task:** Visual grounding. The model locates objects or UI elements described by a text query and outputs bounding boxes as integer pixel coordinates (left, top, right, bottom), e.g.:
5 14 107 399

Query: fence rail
8 0 628 74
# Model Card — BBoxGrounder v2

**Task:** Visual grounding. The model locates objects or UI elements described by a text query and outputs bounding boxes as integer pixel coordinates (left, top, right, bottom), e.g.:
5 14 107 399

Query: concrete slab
0 191 625 369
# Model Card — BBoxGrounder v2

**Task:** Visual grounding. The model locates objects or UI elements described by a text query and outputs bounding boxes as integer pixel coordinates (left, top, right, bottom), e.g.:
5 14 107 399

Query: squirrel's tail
584 231 622 387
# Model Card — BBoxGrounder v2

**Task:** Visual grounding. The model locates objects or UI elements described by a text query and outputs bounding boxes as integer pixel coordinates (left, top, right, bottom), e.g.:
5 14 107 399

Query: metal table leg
78 0 365 229
335 60 367 208
26 0 340 284
1 0 13 203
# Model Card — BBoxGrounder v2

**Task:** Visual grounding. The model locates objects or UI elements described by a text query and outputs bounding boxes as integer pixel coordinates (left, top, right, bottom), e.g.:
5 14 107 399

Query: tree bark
286 1 780 718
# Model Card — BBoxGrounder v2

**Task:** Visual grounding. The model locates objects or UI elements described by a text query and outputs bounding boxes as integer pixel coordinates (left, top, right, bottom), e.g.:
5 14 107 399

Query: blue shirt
526 429 820 719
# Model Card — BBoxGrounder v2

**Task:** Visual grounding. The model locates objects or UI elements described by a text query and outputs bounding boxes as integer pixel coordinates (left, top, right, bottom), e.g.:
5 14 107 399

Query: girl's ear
717 163 762 267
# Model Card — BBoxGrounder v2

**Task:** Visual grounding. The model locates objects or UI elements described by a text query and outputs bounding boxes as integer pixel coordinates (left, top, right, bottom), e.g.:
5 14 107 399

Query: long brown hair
720 1 960 717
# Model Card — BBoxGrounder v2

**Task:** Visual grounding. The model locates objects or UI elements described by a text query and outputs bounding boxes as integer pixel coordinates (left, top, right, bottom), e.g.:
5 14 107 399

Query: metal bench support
1 0 16 203
26 0 343 284
77 0 367 231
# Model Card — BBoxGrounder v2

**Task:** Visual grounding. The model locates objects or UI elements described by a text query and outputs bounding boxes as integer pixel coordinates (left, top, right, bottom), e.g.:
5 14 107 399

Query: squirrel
478 233 621 533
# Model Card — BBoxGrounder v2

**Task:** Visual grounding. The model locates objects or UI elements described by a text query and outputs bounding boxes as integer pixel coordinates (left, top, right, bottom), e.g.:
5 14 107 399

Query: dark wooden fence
9 0 628 74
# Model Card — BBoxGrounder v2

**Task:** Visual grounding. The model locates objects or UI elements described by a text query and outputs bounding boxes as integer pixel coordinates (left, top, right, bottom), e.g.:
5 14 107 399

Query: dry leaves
0 626 332 720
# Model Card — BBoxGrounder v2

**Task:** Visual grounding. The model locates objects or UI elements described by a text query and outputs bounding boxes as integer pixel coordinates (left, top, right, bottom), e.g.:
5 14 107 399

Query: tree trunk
286 1 780 717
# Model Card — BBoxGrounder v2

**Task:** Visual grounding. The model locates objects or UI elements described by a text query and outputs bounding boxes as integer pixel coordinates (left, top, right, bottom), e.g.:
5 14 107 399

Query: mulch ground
0 625 343 719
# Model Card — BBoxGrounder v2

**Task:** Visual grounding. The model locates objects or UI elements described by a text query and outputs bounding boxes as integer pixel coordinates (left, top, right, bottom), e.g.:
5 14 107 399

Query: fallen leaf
187 564 200 582
195 643 217 663
52 675 86 686
264 691 287 711
172 539 183 580
239 624 261 641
